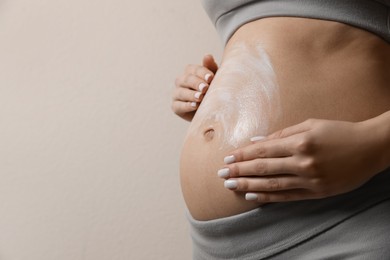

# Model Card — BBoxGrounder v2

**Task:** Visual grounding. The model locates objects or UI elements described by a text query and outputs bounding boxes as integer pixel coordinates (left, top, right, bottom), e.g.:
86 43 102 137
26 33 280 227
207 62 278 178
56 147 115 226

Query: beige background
0 0 221 259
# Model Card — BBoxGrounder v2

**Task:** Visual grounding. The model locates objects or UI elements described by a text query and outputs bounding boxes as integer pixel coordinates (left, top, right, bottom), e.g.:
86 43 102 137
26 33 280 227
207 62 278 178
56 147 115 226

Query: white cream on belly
188 43 281 148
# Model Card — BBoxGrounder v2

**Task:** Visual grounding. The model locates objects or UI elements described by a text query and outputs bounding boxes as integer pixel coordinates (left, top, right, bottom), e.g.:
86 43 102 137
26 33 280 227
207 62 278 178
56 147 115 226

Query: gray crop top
201 0 390 44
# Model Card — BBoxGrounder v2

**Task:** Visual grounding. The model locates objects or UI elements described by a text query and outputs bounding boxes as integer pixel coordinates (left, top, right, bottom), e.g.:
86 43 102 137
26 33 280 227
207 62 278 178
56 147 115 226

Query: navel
203 128 215 141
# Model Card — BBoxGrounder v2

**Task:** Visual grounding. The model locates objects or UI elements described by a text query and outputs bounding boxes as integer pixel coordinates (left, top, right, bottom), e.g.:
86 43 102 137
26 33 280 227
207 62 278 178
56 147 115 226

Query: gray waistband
187 168 390 259
213 0 390 44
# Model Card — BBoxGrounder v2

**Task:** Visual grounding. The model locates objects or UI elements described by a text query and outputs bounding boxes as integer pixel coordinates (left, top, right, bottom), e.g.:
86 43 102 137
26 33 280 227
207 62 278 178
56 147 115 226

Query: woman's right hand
172 54 218 121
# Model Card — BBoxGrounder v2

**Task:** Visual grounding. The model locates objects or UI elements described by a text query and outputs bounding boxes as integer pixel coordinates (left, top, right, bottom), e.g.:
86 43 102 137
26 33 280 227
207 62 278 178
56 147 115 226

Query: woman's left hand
220 118 386 203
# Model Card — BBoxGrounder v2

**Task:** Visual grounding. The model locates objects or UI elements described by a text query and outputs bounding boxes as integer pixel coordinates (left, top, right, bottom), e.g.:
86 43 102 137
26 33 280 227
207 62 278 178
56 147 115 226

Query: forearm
360 110 390 171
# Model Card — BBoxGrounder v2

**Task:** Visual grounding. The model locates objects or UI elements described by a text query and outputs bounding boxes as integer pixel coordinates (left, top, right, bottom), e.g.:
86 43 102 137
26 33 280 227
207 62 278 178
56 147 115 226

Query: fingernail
245 193 258 201
224 155 235 164
250 136 266 142
205 74 212 82
190 102 197 108
217 168 230 178
199 83 207 92
224 180 238 189
194 92 202 99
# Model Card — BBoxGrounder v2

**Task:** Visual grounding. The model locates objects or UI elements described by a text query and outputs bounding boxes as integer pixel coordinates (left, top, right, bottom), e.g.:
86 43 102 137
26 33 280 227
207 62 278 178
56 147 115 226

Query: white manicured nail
245 193 258 201
199 83 207 92
205 74 212 82
250 136 266 142
194 92 202 99
224 180 238 189
190 102 197 107
224 155 235 164
217 168 230 178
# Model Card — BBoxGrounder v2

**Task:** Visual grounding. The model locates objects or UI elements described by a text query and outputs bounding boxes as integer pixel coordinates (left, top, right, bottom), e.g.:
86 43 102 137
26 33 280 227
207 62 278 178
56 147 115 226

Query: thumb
267 120 313 140
202 54 218 74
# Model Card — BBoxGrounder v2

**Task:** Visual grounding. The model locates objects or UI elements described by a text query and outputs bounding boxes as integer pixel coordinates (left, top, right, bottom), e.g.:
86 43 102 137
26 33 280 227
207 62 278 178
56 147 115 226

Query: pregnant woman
172 1 390 259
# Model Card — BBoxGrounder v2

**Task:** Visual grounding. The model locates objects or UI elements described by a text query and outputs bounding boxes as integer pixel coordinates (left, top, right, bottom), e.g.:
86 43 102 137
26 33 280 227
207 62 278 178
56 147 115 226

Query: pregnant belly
180 43 282 220
180 18 390 221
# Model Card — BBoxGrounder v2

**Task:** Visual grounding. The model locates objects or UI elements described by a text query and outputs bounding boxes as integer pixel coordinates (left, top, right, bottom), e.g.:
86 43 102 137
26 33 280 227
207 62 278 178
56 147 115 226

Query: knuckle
185 64 194 72
240 179 249 190
234 149 244 162
172 89 182 101
171 86 178 98
173 104 187 115
195 66 203 77
171 103 176 113
267 178 280 190
295 135 315 154
174 76 182 87
310 178 328 194
171 102 181 113
171 90 176 101
269 130 283 139
313 189 328 199
280 193 292 201
299 158 317 173
309 177 322 188
230 164 240 177
255 160 267 174
278 128 289 138
304 118 316 125
260 193 271 203
182 74 192 84
254 145 267 158
317 190 329 198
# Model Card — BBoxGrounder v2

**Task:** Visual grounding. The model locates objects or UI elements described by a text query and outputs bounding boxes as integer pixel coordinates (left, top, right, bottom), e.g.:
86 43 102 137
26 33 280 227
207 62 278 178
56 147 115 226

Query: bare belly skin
180 17 390 221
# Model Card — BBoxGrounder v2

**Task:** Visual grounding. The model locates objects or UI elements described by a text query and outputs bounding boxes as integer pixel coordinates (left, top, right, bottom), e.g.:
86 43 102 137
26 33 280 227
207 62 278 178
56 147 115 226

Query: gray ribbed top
201 0 390 44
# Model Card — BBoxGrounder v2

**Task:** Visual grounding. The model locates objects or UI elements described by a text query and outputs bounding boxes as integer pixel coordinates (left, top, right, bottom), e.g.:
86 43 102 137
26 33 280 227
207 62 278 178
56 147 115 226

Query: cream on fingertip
250 136 266 142
245 193 258 201
205 74 212 82
194 92 202 99
217 168 230 178
224 155 235 164
199 83 207 92
224 180 238 189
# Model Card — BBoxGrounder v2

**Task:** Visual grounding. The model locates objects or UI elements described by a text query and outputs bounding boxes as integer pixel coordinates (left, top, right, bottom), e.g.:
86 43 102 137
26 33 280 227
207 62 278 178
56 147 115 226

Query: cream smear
188 43 281 148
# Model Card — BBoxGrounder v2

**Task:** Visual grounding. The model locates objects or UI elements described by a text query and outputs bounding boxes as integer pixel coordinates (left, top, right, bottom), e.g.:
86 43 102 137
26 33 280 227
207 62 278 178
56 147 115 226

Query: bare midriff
180 17 390 221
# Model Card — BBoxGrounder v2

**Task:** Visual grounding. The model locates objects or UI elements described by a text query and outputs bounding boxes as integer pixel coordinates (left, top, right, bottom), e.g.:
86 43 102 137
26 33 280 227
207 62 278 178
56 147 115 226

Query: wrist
358 111 390 171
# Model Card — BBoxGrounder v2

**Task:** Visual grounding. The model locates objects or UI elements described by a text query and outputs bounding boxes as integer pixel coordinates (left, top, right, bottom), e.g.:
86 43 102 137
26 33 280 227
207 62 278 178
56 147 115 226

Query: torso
180 17 390 221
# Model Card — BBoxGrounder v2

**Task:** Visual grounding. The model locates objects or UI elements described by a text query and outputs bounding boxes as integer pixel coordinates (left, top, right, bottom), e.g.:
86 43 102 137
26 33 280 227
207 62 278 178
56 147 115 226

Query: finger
185 64 215 84
267 119 314 140
173 87 204 103
171 100 198 115
202 54 218 76
224 176 306 192
175 74 209 93
225 138 296 164
244 189 316 203
250 135 267 142
224 157 300 178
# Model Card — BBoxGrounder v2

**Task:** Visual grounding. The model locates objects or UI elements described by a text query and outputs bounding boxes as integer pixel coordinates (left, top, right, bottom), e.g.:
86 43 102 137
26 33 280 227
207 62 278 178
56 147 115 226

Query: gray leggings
188 168 390 260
